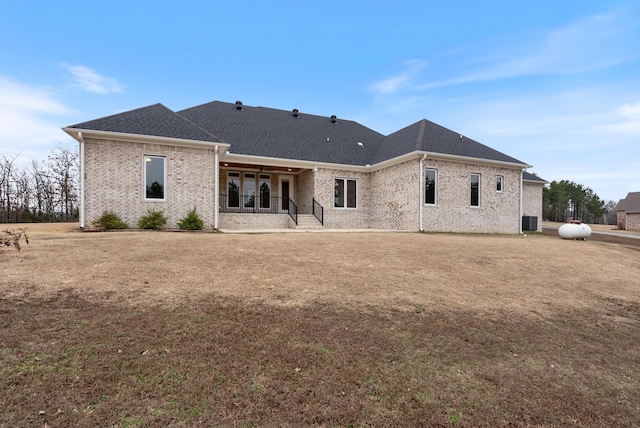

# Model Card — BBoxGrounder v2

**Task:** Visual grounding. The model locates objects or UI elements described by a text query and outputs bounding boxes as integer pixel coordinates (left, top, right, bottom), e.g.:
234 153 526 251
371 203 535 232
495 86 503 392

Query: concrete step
292 214 324 229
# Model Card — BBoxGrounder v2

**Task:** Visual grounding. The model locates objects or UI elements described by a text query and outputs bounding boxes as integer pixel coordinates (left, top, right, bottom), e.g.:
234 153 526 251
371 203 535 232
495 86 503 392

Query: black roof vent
292 108 299 118
330 115 337 123
235 101 243 110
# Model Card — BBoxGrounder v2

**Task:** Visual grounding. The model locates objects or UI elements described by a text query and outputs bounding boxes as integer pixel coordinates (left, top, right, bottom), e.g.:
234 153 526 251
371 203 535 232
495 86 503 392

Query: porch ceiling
220 162 303 174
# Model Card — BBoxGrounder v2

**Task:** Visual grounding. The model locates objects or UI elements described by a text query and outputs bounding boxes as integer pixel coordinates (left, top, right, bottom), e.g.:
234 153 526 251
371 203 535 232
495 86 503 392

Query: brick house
62 100 546 233
617 192 640 231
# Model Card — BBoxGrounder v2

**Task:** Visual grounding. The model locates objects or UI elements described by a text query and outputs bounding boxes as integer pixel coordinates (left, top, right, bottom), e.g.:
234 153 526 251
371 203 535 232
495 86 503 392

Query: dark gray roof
523 171 547 183
375 119 525 165
67 100 531 167
617 192 640 211
178 101 384 165
68 103 221 143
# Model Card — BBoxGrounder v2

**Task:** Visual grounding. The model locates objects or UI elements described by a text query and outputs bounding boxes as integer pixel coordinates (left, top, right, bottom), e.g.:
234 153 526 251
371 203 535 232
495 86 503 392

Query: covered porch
217 162 324 230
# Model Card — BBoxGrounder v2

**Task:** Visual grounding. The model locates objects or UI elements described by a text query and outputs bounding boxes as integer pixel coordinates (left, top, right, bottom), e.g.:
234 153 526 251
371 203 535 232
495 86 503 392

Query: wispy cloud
63 64 125 94
593 101 640 135
0 76 72 157
415 9 635 90
369 60 427 95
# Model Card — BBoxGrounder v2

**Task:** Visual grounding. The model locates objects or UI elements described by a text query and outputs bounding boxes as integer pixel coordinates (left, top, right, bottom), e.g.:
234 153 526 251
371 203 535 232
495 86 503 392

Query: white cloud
593 101 640 135
0 76 73 158
63 64 125 94
369 60 427 95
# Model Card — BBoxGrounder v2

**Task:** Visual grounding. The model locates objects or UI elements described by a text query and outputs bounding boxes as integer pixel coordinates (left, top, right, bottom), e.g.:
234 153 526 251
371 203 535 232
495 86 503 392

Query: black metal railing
288 198 298 225
220 194 289 214
312 198 324 225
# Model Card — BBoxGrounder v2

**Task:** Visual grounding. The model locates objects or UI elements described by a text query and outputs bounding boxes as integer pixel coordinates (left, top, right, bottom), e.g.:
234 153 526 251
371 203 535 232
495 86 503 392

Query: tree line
0 146 79 223
543 180 612 224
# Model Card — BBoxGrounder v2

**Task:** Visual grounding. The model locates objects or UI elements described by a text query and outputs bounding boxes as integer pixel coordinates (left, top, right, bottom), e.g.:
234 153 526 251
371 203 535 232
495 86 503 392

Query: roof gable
375 119 525 165
68 103 221 143
617 192 640 211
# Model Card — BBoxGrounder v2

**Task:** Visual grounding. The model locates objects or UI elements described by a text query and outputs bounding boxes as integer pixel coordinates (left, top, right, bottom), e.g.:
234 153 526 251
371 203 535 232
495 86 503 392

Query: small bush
178 207 204 230
137 209 168 230
91 211 128 230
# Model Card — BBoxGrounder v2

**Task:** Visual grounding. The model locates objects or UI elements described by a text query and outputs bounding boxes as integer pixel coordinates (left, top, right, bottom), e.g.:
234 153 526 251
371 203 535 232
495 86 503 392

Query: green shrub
137 209 168 230
177 207 204 230
91 211 128 230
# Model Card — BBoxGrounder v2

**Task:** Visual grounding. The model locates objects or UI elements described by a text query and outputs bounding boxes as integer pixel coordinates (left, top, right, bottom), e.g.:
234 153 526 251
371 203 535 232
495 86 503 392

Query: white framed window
425 168 437 205
259 174 271 209
334 178 357 209
144 155 166 200
496 175 504 192
470 173 480 207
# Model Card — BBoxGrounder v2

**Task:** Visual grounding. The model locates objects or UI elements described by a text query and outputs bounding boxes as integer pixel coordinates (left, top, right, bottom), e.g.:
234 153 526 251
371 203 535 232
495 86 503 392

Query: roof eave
62 128 229 150
221 152 370 172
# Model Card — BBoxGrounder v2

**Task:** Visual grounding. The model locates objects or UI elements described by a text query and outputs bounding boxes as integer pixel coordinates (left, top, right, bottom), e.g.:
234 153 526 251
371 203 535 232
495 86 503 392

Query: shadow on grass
1 290 639 427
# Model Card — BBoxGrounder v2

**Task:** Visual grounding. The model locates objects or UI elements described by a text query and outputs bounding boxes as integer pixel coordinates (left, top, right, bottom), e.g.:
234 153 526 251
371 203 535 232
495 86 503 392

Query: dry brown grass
1 223 639 426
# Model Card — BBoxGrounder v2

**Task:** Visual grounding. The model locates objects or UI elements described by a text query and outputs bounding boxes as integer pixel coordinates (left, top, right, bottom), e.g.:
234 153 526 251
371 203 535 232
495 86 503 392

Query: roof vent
292 108 299 118
330 115 337 123
235 101 243 110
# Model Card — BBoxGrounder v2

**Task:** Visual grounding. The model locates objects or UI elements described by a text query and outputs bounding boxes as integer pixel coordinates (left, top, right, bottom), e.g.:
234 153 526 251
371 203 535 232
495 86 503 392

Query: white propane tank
558 222 592 239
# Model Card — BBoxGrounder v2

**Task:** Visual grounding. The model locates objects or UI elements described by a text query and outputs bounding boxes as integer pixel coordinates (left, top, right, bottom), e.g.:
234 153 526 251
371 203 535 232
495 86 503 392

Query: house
617 192 640 231
62 100 546 233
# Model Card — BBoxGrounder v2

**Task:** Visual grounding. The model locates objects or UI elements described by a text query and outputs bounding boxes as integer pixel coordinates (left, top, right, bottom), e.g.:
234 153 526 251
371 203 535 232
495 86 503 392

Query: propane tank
558 221 592 240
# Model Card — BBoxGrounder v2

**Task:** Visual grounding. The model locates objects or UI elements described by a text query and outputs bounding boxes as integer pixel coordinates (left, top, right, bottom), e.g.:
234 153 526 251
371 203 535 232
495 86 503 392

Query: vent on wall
235 101 243 110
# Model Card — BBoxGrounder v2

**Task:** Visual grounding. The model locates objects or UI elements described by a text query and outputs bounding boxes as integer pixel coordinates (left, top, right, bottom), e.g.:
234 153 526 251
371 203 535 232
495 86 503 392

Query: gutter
419 153 427 231
78 132 85 229
519 169 524 234
214 145 219 230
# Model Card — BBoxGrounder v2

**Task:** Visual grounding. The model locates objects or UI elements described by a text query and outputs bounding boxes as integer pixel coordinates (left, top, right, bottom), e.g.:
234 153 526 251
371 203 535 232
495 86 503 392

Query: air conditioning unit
522 216 538 231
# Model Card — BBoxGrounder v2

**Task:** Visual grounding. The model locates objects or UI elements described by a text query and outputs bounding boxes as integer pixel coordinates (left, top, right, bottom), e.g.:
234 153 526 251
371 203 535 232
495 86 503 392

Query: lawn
1 224 639 427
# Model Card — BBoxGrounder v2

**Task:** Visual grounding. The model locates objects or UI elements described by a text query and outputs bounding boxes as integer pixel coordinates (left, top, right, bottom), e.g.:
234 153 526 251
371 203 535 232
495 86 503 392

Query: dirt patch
1 224 640 426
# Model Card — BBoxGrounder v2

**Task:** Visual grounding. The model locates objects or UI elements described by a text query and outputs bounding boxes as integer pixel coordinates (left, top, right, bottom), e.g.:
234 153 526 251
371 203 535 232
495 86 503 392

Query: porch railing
312 198 324 225
220 194 290 214
288 198 298 225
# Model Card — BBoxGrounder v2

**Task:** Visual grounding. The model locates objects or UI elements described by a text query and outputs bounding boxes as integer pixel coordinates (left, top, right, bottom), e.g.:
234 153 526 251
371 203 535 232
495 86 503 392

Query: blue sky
1 1 638 203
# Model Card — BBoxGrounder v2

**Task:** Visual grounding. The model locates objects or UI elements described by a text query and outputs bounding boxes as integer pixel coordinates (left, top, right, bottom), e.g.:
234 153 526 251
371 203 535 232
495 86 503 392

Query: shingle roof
617 192 640 212
66 100 531 168
178 101 384 165
68 103 221 143
523 171 547 183
375 119 525 165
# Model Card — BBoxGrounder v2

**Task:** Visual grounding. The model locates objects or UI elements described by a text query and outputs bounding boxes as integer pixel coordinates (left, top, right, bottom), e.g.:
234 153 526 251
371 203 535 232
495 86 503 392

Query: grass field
1 224 639 427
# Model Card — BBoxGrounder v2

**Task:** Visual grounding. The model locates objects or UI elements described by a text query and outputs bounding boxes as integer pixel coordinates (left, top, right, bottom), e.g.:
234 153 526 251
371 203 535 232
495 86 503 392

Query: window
334 178 357 208
470 173 480 207
496 175 504 192
228 172 240 208
243 173 256 208
144 156 165 200
425 169 437 205
259 174 271 209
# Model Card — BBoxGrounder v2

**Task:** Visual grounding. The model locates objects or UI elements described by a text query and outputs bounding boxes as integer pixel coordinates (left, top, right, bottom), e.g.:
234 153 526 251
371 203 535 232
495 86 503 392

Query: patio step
293 214 324 229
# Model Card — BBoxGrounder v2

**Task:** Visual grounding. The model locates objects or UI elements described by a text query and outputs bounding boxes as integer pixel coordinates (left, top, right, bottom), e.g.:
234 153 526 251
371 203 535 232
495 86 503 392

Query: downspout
419 153 427 231
78 132 85 229
519 169 524 234
214 145 219 230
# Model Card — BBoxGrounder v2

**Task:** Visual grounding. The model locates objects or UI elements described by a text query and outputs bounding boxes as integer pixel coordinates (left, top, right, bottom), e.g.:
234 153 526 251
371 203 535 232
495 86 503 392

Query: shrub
91 211 128 230
137 209 168 230
178 207 204 230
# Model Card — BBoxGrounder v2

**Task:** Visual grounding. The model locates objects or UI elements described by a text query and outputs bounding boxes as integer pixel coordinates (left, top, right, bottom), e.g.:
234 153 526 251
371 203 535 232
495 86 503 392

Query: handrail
312 198 324 225
219 194 289 214
288 198 298 225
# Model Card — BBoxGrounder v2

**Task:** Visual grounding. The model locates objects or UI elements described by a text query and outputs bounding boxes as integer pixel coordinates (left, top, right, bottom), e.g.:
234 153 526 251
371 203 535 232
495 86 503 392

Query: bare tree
0 154 18 223
48 146 79 221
